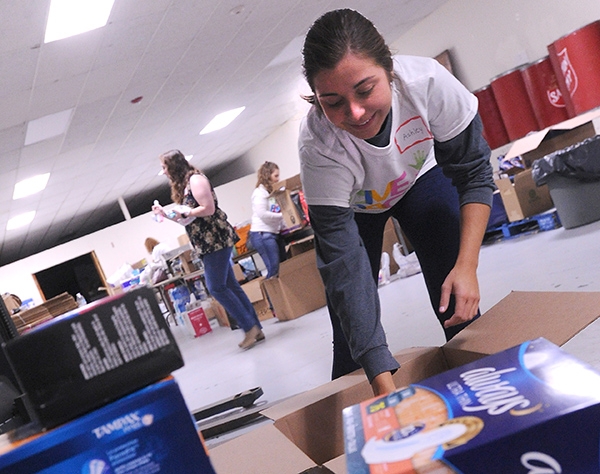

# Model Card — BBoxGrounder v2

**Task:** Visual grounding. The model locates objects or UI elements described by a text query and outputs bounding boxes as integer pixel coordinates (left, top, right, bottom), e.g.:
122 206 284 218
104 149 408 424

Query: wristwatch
182 211 189 219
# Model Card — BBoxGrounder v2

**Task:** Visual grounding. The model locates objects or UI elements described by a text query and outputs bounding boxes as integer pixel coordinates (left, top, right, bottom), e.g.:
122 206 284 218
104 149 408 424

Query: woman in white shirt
249 162 287 278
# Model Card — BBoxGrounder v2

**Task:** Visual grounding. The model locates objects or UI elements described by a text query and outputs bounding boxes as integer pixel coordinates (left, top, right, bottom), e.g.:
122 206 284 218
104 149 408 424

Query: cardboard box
204 297 230 327
261 249 326 321
232 262 246 282
178 233 190 246
343 337 600 473
241 277 274 321
0 377 216 473
495 169 554 222
272 189 306 233
287 235 315 258
211 291 600 471
2 287 184 430
504 107 600 168
273 174 302 192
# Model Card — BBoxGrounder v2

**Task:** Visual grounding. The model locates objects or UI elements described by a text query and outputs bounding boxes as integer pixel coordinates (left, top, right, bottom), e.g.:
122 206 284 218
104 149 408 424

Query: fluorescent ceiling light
13 173 51 200
200 107 245 135
158 155 193 175
45 0 116 43
25 109 73 146
7 212 36 231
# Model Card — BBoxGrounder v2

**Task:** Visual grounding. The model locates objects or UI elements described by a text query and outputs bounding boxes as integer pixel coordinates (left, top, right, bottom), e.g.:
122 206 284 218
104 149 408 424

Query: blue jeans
202 246 261 332
249 231 286 278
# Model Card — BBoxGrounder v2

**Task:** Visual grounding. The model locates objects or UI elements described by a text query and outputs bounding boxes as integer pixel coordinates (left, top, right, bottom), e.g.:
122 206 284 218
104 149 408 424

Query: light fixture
199 107 245 135
13 173 51 200
45 0 116 43
7 212 36 231
158 155 193 175
25 109 73 146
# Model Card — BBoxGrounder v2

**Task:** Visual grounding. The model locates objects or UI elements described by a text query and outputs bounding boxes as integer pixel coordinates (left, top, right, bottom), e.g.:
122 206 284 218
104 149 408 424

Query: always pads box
0 377 216 473
343 338 600 473
2 286 183 431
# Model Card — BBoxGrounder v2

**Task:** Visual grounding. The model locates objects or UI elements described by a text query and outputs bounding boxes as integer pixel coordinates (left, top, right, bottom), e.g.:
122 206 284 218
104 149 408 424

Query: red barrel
473 85 509 149
548 20 600 117
490 65 541 141
521 56 570 129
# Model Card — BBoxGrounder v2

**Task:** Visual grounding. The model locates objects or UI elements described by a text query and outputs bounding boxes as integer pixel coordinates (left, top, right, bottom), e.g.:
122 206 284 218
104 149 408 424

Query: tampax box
343 338 600 473
0 377 216 473
2 286 183 430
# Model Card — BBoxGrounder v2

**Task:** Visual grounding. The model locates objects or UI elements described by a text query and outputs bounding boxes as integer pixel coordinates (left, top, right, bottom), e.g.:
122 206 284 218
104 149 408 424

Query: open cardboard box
494 168 554 222
209 290 600 473
504 107 600 168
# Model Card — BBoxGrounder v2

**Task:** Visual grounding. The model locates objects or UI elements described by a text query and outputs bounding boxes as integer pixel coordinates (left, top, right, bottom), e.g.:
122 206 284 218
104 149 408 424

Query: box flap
505 107 600 160
241 277 265 303
323 455 346 473
209 423 316 474
391 346 447 386
444 291 600 356
261 374 370 421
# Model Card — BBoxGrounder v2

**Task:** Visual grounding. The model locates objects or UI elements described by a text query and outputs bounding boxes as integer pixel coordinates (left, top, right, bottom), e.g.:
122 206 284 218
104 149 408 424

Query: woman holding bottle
153 150 264 350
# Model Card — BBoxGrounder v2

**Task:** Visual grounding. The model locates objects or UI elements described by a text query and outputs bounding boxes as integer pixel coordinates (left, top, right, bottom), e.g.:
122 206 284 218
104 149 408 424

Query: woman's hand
439 264 480 327
152 202 167 218
438 202 490 327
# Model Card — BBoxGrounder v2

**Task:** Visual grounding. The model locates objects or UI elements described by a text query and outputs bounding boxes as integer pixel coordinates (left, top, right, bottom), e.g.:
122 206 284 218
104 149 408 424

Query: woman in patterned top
154 150 264 350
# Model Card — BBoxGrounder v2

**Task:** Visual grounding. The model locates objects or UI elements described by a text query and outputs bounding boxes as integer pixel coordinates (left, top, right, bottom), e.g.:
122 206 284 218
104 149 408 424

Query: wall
390 0 600 92
2 1 599 303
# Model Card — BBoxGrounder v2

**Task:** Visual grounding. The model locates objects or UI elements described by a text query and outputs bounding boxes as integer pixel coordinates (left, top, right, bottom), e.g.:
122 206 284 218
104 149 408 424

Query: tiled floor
171 215 600 421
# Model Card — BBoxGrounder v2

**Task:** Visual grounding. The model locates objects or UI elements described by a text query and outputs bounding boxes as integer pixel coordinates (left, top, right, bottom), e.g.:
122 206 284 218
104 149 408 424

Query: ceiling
0 0 448 266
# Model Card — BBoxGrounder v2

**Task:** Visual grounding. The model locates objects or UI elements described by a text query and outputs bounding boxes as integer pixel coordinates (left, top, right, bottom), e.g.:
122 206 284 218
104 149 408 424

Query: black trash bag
532 135 600 185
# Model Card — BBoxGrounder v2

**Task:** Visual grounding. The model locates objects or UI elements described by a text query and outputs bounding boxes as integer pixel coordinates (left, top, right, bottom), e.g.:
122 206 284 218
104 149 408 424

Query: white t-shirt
250 184 284 233
299 55 478 214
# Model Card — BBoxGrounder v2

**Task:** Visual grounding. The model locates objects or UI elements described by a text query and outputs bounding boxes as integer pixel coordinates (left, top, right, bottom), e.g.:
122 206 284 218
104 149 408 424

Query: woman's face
269 169 280 184
314 53 392 139
313 52 392 140
160 160 170 179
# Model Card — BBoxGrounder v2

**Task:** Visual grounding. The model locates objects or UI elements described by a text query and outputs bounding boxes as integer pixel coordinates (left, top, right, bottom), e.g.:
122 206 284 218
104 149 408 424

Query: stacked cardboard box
209 290 600 473
261 249 326 321
11 292 79 334
500 107 600 226
0 286 218 473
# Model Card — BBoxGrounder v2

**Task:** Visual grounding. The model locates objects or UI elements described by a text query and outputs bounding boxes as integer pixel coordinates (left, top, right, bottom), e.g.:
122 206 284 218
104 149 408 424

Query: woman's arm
434 114 494 326
182 174 215 218
309 204 399 393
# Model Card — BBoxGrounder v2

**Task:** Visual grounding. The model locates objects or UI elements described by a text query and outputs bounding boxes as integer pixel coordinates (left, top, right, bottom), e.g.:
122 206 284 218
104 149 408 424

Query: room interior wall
389 0 600 92
1 1 598 303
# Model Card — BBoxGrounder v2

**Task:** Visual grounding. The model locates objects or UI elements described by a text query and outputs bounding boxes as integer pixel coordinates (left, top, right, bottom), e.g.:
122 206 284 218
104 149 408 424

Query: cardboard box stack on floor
209 290 600 473
498 107 600 226
0 286 217 473
261 248 327 321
